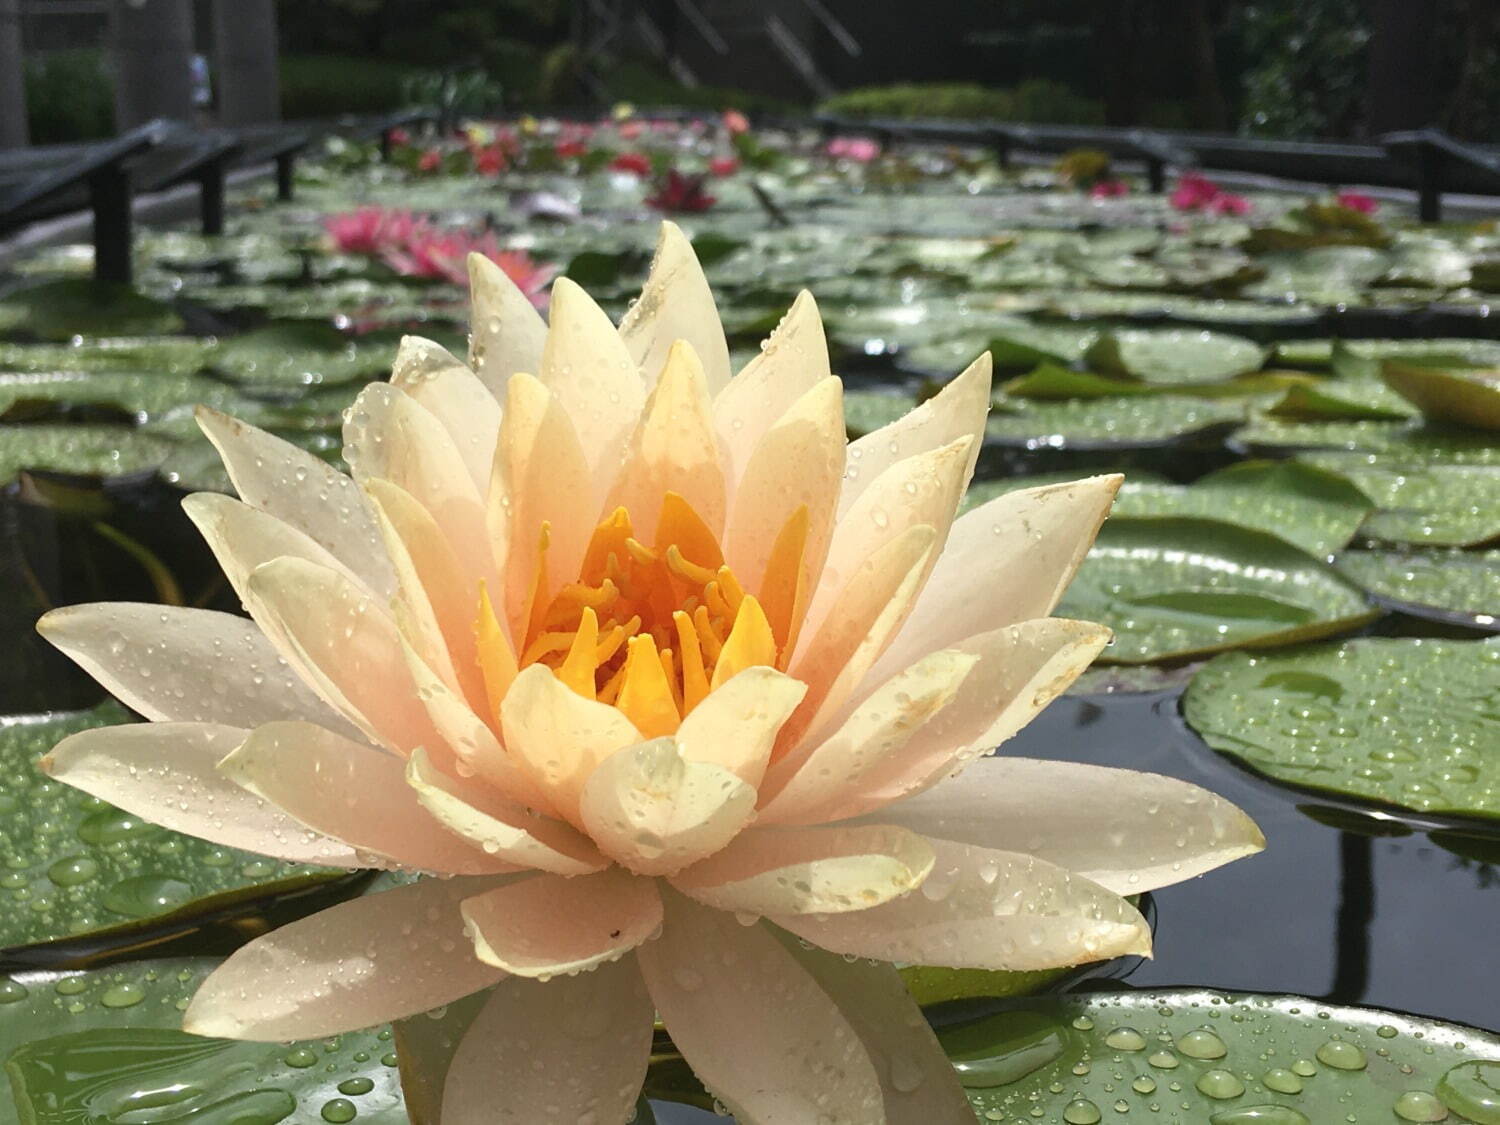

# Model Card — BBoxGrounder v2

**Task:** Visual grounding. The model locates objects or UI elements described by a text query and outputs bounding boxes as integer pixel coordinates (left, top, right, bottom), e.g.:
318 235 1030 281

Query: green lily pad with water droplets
0 337 214 377
940 988 1500 1125
1235 417 1500 462
843 388 916 438
1382 359 1500 432
0 370 247 423
0 705 343 956
1057 517 1378 664
1299 455 1500 547
1335 549 1500 630
1263 381 1415 422
1184 637 1500 820
1110 461 1372 556
0 280 185 342
0 424 183 485
986 321 1100 371
985 396 1244 450
1086 328 1267 386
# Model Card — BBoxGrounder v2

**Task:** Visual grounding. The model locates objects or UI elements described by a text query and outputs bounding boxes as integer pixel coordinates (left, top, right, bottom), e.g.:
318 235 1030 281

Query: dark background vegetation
20 0 1500 143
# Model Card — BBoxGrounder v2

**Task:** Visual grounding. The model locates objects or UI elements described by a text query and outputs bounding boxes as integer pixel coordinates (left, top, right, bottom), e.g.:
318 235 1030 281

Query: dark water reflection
649 688 1500 1123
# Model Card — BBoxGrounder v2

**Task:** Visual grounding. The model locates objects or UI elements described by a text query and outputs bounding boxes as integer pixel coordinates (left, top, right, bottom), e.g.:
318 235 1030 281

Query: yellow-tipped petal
711 594 776 691
557 606 600 700
615 634 680 738
475 581 517 723
757 504 809 664
672 610 710 713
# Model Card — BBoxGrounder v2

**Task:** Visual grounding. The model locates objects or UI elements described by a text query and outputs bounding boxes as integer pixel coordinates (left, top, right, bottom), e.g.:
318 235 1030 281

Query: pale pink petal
499 664 644 826
540 276 646 486
867 474 1121 687
774 838 1151 971
636 892 886 1122
619 220 733 395
578 739 756 876
461 869 661 975
467 251 547 400
723 376 845 626
800 434 974 656
607 339 727 539
440 958 653 1125
865 756 1265 894
830 618 1112 819
195 406 394 597
36 603 354 735
391 335 501 495
342 382 495 593
757 650 975 823
671 824 934 915
183 875 509 1039
219 722 517 876
838 352 991 518
672 666 806 787
406 748 609 875
40 722 360 866
777 936 977 1123
243 555 443 755
712 290 829 494
182 491 363 601
493 373 598 641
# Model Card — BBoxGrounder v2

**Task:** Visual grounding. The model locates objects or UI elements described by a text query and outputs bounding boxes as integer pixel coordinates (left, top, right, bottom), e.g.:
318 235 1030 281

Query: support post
1416 143 1443 223
1147 157 1166 193
197 164 225 235
89 165 133 285
211 0 280 125
275 151 295 201
0 0 27 149
110 0 196 129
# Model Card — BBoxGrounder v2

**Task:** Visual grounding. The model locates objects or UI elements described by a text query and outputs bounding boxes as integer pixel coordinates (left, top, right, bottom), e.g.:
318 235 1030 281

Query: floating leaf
1382 359 1500 432
1336 548 1500 630
1086 328 1267 385
0 705 341 955
843 389 915 438
1236 417 1500 461
206 322 407 389
985 396 1243 450
0 424 181 485
1111 461 1371 556
0 281 184 342
1185 637 1500 819
1301 455 1500 547
0 370 245 423
987 320 1100 370
944 988 1500 1124
1058 517 1377 663
1263 381 1414 422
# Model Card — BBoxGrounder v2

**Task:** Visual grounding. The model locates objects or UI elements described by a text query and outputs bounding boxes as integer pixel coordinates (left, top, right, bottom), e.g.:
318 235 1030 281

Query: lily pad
1057 517 1378 663
1382 359 1500 432
1086 328 1267 385
0 280 184 342
1263 381 1414 422
985 396 1244 450
843 389 915 438
0 958 407 1125
0 371 244 422
943 988 1500 1124
0 338 213 376
1185 637 1500 819
206 322 399 389
0 424 181 484
1235 417 1500 462
0 705 339 955
1300 456 1500 547
1110 461 1372 556
1336 549 1500 630
987 320 1100 370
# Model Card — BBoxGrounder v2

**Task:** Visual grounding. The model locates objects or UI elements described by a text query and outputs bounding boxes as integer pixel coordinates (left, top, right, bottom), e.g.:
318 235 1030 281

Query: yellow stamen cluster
476 493 808 739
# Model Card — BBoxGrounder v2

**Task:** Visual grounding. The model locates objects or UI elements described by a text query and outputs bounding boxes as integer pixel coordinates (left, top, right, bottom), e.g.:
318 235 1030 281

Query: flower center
476 492 808 739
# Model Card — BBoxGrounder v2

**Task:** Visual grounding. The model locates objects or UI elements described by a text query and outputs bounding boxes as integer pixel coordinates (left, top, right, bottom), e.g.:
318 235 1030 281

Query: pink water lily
324 207 424 256
37 221 1262 1123
827 136 881 163
1335 190 1378 214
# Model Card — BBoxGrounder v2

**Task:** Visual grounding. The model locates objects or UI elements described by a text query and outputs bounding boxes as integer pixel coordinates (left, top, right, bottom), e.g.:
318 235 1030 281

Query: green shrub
25 49 114 144
819 79 1101 125
279 54 422 119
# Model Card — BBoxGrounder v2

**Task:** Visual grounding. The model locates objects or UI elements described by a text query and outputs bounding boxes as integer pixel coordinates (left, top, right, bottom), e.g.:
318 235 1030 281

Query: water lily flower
646 169 716 213
1335 190 1378 215
1169 171 1222 211
1211 191 1252 216
323 207 423 256
722 108 750 135
610 152 653 177
417 148 442 173
472 144 508 177
381 228 553 305
708 155 740 177
554 138 589 160
1089 179 1129 199
37 222 1262 1123
619 120 645 141
827 136 881 163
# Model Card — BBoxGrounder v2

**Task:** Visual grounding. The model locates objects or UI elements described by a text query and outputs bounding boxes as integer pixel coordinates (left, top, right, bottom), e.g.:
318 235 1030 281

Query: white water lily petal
540 276 646 486
839 351 991 518
499 664 644 827
441 958 654 1125
671 824 935 915
578 739 756 877
466 251 548 399
637 892 886 1124
868 474 1121 688
406 748 608 876
219 722 517 876
723 376 845 608
40 722 360 866
834 618 1113 819
182 491 361 602
713 289 829 492
36 603 355 735
183 875 509 1040
244 556 442 755
460 869 662 976
758 649 976 823
672 666 806 788
775 839 1152 971
868 756 1266 894
774 931 977 1124
195 406 394 597
391 334 501 495
607 338 727 539
619 219 733 396
802 434 973 652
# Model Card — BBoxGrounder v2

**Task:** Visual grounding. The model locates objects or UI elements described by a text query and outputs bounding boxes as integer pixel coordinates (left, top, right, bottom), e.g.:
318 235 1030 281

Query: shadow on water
648 687 1499 1124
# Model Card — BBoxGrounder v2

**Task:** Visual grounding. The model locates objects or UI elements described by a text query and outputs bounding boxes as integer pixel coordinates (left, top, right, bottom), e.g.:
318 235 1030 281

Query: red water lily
1089 179 1129 199
611 152 653 177
1171 172 1251 216
1336 190 1378 214
323 207 423 256
646 170 717 213
708 156 740 177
